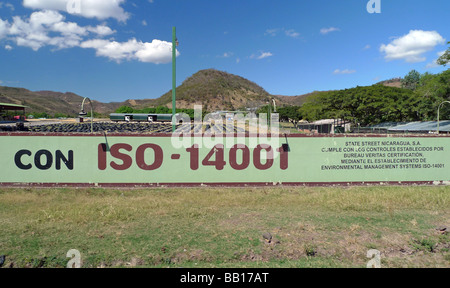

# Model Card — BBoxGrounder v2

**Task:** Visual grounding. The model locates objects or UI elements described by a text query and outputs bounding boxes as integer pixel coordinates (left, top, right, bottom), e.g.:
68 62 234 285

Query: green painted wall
0 135 448 185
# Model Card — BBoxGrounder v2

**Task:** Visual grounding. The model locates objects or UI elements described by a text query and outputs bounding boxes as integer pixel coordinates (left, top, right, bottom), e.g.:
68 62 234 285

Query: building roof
0 103 28 110
368 121 450 133
388 121 450 132
312 119 350 125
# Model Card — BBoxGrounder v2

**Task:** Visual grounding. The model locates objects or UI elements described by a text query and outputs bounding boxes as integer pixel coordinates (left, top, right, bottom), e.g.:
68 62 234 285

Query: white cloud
0 19 9 39
218 52 233 58
86 25 115 36
8 11 60 50
251 51 273 60
0 2 177 65
258 52 273 59
333 69 356 75
285 29 300 38
265 28 300 38
22 0 129 22
51 21 87 36
81 39 137 62
380 30 446 63
81 38 179 64
135 40 179 64
320 27 340 35
5 10 115 50
265 28 279 37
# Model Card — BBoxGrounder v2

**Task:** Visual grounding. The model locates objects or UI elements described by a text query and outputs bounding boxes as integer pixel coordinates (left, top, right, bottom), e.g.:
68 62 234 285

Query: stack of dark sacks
25 122 183 134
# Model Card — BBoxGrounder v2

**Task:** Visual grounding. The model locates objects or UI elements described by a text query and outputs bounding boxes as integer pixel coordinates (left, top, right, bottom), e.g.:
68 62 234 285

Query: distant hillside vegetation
0 86 84 116
0 86 124 117
274 91 330 107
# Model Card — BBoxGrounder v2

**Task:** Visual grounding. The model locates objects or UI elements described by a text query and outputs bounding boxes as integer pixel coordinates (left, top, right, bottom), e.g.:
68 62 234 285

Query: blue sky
0 0 449 103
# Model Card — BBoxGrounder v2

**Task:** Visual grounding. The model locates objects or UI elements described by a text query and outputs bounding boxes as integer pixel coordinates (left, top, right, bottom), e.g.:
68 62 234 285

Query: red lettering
277 145 289 170
253 144 274 170
229 144 250 170
186 145 199 170
98 144 107 170
136 144 163 171
202 144 226 170
110 144 133 171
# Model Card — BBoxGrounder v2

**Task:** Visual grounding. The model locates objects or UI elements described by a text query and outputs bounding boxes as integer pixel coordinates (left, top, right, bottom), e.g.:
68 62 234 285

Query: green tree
155 106 170 114
414 69 450 120
277 106 302 126
402 70 421 90
115 106 134 113
437 42 450 66
298 85 415 126
297 69 449 126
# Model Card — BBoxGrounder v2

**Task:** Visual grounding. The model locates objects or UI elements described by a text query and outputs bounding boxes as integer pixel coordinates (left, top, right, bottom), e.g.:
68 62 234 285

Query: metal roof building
362 121 450 134
388 121 450 133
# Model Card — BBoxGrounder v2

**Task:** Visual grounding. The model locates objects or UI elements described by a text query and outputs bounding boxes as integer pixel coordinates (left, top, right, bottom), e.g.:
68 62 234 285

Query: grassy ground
0 186 448 268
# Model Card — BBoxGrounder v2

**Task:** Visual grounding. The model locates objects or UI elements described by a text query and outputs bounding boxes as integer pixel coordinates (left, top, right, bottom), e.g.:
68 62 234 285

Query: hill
128 69 273 112
0 86 120 116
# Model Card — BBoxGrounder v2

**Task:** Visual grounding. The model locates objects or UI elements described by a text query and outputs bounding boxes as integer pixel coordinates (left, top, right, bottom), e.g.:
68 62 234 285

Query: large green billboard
0 134 448 186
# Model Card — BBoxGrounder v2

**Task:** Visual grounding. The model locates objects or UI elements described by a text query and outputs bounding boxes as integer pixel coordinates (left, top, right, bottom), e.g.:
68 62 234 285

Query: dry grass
0 185 448 268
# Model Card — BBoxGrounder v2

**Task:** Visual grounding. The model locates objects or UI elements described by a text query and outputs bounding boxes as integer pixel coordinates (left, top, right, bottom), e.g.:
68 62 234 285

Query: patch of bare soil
238 223 450 267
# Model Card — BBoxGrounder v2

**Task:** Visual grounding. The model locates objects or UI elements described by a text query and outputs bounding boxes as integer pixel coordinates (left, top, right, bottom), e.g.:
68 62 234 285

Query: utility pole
172 27 177 132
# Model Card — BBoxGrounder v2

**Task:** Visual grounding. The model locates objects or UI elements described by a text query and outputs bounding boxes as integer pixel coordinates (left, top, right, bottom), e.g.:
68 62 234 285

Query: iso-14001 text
98 143 289 171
